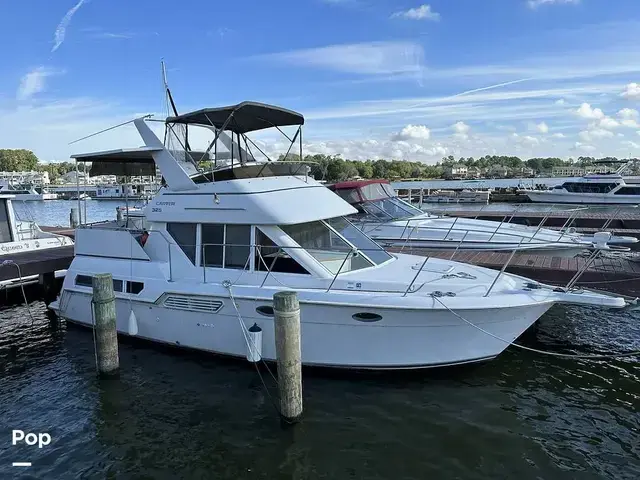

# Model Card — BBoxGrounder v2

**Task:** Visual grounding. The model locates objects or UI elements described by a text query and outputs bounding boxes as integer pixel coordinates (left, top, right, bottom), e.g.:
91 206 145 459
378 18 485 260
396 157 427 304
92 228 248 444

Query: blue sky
1 0 640 163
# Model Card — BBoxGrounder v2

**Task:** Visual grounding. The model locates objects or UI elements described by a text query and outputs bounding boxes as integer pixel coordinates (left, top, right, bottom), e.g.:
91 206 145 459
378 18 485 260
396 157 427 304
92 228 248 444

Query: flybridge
70 101 308 191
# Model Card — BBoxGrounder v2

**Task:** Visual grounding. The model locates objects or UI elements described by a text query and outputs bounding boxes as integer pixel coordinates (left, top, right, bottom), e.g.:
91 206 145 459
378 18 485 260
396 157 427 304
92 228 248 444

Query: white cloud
573 142 596 152
575 103 604 120
618 108 639 119
621 83 640 100
552 133 565 138
391 4 440 21
621 119 640 128
451 121 470 134
622 140 640 149
599 116 620 129
579 128 614 142
555 99 566 106
535 121 549 133
528 0 580 9
52 0 87 52
512 133 540 146
16 67 60 101
256 41 424 76
391 124 431 141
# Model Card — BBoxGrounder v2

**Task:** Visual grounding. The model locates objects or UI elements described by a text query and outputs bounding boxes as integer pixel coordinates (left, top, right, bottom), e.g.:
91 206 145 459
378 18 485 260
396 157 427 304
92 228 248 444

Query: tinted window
167 223 196 264
255 228 309 274
225 225 251 269
126 281 144 294
75 274 122 291
0 199 12 243
614 186 640 195
201 224 224 267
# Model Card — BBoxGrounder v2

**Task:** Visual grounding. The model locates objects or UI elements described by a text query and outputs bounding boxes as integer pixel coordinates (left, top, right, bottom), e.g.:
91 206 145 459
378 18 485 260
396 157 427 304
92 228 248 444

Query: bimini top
72 147 159 177
328 179 395 204
165 101 305 134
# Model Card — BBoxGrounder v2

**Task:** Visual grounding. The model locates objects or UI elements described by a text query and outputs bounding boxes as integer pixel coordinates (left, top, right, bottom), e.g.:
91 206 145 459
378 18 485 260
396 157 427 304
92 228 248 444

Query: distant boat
521 163 640 204
0 183 58 201
70 193 91 200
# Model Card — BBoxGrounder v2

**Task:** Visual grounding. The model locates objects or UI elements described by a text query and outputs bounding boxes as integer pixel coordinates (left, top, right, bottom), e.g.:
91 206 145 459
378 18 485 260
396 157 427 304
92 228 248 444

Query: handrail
403 255 430 297
484 237 525 297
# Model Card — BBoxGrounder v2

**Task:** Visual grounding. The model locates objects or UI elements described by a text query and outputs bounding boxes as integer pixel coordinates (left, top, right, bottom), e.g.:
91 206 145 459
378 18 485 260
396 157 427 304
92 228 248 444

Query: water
12 200 139 226
0 295 638 479
1 201 639 479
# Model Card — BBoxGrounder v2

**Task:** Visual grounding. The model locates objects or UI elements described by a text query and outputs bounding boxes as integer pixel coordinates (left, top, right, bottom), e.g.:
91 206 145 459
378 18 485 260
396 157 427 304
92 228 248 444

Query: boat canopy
328 179 395 203
165 101 305 134
72 147 159 177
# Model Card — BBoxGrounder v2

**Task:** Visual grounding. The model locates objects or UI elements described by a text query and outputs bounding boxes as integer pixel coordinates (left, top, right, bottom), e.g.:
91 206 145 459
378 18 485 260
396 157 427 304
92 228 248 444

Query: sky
1 0 640 164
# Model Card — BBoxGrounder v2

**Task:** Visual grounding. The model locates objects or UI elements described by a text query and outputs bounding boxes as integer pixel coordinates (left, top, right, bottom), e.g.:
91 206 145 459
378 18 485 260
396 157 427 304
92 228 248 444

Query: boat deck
0 245 74 282
423 208 640 230
389 247 640 298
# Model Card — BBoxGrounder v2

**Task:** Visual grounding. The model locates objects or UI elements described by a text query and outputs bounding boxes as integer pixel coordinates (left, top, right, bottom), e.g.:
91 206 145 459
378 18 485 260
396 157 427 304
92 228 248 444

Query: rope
1 261 35 325
432 295 640 360
90 299 99 371
222 254 301 423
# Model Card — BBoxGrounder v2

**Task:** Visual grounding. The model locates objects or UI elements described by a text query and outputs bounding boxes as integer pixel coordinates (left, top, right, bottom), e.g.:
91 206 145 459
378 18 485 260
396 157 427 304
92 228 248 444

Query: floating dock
390 247 640 298
0 245 74 283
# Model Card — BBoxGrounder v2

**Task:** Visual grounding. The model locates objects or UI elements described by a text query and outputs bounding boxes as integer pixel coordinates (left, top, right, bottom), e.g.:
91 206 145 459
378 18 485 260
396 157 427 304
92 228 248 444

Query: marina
3 1 640 474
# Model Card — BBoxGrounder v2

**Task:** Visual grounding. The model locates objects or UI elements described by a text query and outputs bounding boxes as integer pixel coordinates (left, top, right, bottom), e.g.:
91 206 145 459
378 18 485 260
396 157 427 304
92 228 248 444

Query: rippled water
0 288 638 479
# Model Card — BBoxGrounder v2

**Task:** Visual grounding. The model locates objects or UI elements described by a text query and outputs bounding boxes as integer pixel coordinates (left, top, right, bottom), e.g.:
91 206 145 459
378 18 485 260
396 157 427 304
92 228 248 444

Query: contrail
52 0 87 52
451 78 533 97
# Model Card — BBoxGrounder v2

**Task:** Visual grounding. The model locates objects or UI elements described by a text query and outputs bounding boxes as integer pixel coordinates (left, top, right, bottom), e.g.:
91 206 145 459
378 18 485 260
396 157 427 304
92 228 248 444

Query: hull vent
162 295 224 313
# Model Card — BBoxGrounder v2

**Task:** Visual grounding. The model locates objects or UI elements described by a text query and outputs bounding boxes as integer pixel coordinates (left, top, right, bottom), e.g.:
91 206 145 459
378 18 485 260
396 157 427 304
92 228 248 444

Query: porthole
256 305 274 317
352 312 382 322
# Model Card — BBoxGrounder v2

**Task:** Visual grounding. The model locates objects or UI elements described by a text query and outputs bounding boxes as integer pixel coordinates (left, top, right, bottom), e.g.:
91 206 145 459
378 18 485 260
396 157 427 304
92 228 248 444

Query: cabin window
75 274 122 291
201 224 251 269
0 199 12 243
255 228 310 274
281 221 375 274
225 225 251 269
167 222 197 264
126 281 144 294
326 217 392 265
614 186 640 195
201 224 224 267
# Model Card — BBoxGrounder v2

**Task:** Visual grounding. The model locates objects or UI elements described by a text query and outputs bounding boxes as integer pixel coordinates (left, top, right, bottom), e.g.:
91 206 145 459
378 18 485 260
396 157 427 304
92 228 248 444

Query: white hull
524 191 640 204
358 216 600 257
9 192 58 201
57 288 551 369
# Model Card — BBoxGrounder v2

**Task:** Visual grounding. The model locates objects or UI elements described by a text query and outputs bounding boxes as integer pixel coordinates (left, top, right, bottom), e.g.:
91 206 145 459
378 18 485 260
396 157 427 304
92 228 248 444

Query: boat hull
57 289 552 369
524 191 640 204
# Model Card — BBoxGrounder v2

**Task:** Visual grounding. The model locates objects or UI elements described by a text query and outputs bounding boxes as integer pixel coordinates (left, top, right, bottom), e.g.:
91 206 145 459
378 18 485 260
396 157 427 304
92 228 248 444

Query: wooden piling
273 291 303 423
92 273 119 376
38 271 57 306
69 207 79 228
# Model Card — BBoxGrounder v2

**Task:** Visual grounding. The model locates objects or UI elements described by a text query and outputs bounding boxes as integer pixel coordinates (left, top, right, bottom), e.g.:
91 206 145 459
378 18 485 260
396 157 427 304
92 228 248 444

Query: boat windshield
280 217 392 274
360 197 423 221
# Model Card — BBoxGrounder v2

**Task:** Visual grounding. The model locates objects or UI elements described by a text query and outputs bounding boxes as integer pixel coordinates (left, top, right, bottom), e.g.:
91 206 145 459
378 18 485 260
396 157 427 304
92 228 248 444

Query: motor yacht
0 194 73 288
328 180 637 257
0 183 58 201
521 161 640 204
49 102 627 369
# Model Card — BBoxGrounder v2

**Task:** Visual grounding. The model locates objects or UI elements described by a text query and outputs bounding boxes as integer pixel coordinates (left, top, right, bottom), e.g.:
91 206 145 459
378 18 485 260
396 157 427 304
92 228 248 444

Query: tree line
0 148 635 184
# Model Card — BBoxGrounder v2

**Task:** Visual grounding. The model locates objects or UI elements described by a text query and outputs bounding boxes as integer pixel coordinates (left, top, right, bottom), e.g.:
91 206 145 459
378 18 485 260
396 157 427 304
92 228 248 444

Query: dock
389 247 640 298
0 245 74 283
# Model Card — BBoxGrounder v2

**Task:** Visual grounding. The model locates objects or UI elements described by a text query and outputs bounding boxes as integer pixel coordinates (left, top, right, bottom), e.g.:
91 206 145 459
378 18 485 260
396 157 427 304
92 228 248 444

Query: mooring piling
92 273 119 376
273 291 303 423
69 207 79 228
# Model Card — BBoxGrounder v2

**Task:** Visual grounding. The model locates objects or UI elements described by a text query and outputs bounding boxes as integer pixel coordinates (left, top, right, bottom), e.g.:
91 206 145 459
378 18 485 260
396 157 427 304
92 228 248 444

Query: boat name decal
155 201 175 206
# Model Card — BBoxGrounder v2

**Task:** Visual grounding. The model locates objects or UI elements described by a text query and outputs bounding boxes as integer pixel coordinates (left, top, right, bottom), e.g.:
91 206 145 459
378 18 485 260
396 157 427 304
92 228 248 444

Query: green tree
0 149 39 171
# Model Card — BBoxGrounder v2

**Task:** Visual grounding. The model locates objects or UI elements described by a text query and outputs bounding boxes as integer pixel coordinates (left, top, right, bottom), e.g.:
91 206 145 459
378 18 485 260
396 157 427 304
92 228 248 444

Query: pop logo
12 430 51 448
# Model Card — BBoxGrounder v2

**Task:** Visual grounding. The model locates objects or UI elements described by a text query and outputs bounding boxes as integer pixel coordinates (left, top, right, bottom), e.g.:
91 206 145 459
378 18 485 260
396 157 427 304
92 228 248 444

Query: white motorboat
521 161 640 204
422 189 490 204
49 102 627 369
328 180 637 257
0 194 73 288
0 183 58 201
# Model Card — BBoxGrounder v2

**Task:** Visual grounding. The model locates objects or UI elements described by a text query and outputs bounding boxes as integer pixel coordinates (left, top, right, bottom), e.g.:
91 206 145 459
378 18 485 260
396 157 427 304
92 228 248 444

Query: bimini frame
164 101 305 179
